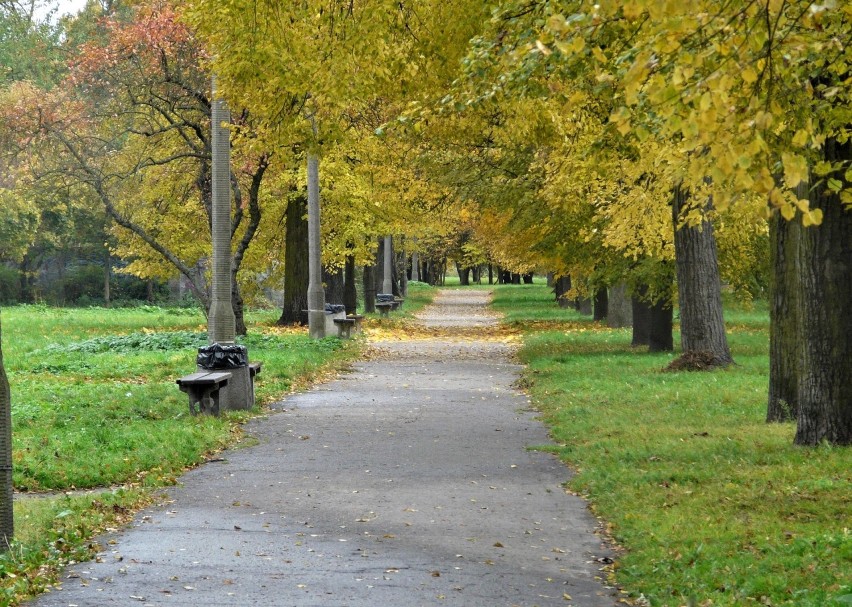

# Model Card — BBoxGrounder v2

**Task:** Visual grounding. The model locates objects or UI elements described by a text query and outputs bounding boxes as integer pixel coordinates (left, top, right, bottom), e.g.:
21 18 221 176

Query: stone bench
375 302 395 317
332 315 363 338
176 371 232 416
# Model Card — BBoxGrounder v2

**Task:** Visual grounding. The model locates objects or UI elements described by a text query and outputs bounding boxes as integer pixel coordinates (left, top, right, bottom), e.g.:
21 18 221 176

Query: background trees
0 0 848 444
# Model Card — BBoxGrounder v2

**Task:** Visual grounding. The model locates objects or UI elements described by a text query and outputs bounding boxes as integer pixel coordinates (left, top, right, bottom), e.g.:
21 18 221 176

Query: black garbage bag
325 304 346 314
197 343 248 369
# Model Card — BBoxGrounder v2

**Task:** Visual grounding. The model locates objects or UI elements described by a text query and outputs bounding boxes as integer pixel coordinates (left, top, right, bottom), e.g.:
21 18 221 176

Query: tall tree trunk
648 299 674 353
488 265 493 285
556 276 572 308
231 281 247 336
277 193 309 326
632 282 673 351
344 255 357 315
593 288 608 321
398 250 408 296
472 265 481 284
323 267 344 305
607 283 632 328
457 263 471 285
631 291 650 346
411 250 420 282
767 204 801 422
511 273 521 285
795 139 852 445
672 187 733 367
0 312 13 550
363 263 376 313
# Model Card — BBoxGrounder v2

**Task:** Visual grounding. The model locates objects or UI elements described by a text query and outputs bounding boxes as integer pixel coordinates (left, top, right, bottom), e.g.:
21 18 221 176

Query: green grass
493 284 851 607
0 304 357 604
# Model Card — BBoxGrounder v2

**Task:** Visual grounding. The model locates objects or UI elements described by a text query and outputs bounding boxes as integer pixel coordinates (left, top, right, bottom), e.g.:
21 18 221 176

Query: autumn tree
525 1 851 444
2 2 272 333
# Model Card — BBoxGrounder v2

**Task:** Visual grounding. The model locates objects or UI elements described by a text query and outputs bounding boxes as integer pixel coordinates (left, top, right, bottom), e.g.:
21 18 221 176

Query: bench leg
187 386 221 416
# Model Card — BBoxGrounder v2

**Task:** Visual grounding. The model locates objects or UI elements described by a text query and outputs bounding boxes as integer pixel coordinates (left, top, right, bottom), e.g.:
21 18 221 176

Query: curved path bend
30 289 619 607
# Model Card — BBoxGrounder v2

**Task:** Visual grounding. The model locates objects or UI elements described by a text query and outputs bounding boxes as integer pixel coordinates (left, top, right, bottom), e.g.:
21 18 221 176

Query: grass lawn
492 284 851 607
0 303 361 604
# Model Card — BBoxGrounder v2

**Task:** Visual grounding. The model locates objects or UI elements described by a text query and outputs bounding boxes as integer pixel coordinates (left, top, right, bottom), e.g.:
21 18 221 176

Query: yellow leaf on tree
814 161 832 176
780 202 796 221
792 129 809 148
741 67 758 84
781 152 808 188
802 208 823 226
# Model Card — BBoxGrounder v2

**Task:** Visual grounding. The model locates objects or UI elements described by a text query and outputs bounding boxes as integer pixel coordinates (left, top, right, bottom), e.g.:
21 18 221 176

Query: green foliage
3 305 353 492
0 265 20 304
495 284 851 606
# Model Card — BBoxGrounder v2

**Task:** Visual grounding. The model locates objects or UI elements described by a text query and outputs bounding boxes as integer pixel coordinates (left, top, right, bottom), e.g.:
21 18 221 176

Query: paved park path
30 289 619 607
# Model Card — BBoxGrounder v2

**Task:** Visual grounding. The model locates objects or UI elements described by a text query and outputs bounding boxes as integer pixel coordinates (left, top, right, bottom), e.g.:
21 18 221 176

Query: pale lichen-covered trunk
794 139 852 445
607 283 632 329
0 312 13 549
672 187 732 367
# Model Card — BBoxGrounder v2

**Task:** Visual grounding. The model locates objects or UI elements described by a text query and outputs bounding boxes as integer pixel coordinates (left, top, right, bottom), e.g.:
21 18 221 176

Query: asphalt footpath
28 289 619 607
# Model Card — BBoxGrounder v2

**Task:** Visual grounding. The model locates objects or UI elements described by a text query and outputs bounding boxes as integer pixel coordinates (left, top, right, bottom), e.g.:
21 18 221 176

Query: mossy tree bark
0 313 13 550
277 193 309 326
794 139 852 445
672 187 733 367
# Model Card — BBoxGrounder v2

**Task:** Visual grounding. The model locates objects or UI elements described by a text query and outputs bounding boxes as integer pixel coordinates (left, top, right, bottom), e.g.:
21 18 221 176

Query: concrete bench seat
177 371 232 416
